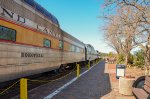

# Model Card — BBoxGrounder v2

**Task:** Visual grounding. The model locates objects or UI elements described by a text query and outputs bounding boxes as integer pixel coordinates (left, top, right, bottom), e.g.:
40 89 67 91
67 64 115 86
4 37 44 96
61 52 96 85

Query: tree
103 0 150 68
103 6 141 65
104 16 123 54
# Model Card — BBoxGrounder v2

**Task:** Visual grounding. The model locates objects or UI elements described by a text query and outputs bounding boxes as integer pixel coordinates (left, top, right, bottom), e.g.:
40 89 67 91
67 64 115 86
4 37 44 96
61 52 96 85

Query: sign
21 52 44 58
116 64 126 79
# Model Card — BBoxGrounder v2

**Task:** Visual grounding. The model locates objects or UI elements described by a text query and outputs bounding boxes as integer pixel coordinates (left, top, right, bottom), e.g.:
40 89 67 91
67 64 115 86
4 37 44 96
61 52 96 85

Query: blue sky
35 0 113 53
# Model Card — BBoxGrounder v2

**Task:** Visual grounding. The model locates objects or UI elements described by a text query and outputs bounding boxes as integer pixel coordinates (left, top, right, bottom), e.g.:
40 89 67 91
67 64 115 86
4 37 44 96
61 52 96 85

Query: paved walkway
52 61 111 99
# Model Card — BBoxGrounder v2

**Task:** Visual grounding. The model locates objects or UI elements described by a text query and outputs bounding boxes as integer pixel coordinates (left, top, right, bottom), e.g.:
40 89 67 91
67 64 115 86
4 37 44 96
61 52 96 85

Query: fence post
77 64 80 78
88 61 90 70
20 78 28 99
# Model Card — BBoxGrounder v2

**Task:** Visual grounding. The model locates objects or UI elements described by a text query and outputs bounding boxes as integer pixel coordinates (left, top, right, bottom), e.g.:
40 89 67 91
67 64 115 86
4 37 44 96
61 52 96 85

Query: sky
35 0 113 53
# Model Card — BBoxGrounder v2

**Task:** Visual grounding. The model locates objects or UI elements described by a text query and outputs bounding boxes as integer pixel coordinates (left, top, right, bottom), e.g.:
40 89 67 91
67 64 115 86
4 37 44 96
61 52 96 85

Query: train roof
62 30 85 46
86 44 94 49
23 0 59 26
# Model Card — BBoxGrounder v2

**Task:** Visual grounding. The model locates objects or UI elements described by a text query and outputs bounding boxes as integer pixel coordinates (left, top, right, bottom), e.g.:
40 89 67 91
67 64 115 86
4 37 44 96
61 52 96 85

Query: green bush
128 54 134 65
108 52 113 58
133 49 145 67
117 54 125 64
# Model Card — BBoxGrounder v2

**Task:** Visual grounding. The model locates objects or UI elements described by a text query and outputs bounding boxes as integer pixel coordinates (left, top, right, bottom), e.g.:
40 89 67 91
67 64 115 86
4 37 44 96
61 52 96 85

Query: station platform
12 61 111 99
12 61 137 99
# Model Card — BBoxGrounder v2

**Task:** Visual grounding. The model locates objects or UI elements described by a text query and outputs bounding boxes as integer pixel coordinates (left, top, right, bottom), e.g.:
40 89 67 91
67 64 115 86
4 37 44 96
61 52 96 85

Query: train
0 0 99 83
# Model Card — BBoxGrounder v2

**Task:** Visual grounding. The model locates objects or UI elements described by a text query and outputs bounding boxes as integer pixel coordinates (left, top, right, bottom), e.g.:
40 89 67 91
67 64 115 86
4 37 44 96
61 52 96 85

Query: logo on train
21 52 44 58
0 6 61 39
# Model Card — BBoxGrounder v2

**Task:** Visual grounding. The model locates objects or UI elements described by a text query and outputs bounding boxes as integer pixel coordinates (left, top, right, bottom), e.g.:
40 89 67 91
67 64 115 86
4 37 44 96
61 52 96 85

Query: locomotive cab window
43 39 51 48
0 26 16 42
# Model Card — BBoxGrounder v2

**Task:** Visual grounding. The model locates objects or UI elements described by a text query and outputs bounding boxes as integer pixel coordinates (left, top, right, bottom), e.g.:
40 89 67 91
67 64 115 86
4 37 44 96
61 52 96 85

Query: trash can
119 77 135 95
116 64 126 79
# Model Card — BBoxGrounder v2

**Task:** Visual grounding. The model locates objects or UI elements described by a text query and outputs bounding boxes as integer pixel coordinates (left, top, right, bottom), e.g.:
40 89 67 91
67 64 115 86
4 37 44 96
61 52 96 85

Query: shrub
128 53 134 65
133 49 145 67
117 54 125 64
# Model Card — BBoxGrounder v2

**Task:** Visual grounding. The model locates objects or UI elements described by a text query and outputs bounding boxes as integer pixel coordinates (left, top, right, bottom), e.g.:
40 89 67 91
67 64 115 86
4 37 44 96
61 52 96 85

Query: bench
132 76 150 99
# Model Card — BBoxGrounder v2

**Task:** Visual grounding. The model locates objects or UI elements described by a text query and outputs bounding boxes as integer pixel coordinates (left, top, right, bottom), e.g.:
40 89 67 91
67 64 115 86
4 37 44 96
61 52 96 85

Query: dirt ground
126 67 145 78
102 64 146 99
108 63 145 78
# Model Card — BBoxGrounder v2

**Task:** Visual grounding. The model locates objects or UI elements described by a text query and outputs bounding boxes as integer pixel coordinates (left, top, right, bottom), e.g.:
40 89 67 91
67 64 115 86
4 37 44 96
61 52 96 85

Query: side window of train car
70 45 73 52
81 48 84 53
0 26 16 42
43 39 51 48
74 46 77 52
72 45 76 52
59 40 63 49
76 47 80 52
70 45 75 52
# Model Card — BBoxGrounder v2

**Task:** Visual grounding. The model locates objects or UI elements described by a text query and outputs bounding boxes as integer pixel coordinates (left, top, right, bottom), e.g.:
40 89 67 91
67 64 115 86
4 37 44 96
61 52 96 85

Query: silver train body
0 0 99 83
